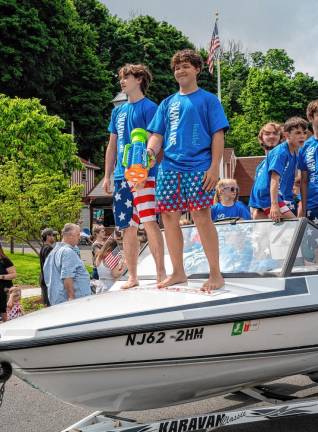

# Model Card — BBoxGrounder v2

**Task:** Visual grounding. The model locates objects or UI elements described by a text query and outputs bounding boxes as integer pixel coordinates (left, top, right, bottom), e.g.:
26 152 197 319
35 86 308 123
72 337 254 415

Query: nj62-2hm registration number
125 327 204 346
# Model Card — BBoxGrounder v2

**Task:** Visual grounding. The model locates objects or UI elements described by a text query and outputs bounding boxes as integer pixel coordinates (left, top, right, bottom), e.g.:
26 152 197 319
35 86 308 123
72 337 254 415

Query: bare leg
1 312 7 322
191 208 224 292
121 226 139 289
282 210 296 219
158 211 187 288
143 221 166 283
252 208 267 220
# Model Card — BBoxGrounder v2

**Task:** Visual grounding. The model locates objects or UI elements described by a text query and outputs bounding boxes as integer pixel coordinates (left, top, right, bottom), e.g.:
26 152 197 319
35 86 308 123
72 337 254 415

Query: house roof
112 92 128 103
234 156 265 197
87 176 113 199
79 157 100 170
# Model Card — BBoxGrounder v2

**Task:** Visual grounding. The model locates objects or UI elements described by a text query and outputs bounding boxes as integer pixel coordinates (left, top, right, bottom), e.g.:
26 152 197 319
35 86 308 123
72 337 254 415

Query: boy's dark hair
306 100 318 120
171 49 203 73
118 64 152 94
283 117 308 133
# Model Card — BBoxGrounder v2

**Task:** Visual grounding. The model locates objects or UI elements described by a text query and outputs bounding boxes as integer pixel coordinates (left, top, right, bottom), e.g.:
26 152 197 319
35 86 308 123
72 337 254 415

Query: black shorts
0 287 7 314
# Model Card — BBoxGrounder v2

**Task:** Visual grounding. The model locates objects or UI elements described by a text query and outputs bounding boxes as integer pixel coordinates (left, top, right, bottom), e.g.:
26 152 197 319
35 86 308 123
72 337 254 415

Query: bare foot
121 277 139 289
158 273 187 288
157 270 167 284
200 275 224 293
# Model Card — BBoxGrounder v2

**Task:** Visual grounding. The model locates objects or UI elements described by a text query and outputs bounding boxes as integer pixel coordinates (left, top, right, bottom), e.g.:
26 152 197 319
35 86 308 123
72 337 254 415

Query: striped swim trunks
113 177 157 230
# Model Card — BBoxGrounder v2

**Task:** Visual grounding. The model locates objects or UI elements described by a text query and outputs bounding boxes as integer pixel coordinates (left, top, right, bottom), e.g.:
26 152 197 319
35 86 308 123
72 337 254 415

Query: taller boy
104 64 166 288
147 49 229 291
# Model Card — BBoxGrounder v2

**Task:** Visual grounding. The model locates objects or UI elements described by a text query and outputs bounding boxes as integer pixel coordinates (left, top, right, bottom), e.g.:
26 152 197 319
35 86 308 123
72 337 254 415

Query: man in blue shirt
44 224 91 305
249 117 307 222
299 100 318 223
104 64 166 288
147 49 229 292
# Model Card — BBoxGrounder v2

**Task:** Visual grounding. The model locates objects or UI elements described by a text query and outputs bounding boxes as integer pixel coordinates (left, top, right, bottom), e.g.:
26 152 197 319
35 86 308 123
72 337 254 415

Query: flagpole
215 11 224 178
215 11 221 102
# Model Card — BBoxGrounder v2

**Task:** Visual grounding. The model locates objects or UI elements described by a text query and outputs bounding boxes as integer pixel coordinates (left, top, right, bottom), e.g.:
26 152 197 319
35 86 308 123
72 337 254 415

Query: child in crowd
249 117 307 222
95 236 125 293
6 286 23 320
91 224 107 280
250 122 283 219
299 100 318 223
103 63 166 288
212 179 251 221
147 49 229 292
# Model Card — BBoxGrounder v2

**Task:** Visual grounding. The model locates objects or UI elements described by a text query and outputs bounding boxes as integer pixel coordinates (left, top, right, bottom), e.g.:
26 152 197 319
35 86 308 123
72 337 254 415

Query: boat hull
4 311 318 411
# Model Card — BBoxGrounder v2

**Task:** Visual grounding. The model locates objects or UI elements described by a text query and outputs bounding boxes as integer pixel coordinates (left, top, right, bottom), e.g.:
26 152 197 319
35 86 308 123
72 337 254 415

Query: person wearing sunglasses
211 179 251 221
249 122 283 219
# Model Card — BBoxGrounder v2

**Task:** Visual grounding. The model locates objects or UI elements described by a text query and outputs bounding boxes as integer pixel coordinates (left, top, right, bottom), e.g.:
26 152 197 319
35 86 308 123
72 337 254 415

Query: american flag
104 246 121 270
207 20 221 75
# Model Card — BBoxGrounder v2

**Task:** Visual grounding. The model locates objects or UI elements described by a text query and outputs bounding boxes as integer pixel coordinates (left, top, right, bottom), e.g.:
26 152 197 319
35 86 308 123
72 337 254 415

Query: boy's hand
270 203 281 222
147 148 156 168
202 166 219 191
103 177 111 194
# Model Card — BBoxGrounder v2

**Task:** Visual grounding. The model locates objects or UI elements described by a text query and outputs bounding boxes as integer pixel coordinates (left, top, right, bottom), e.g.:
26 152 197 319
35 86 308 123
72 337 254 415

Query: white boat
1 218 318 413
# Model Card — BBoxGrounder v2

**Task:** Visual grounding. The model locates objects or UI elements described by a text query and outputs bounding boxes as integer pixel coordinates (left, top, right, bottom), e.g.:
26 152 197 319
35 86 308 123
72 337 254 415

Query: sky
100 0 318 79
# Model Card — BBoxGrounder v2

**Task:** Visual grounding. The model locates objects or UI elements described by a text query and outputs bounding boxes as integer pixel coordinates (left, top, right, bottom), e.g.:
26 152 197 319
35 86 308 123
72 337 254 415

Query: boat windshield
137 219 299 278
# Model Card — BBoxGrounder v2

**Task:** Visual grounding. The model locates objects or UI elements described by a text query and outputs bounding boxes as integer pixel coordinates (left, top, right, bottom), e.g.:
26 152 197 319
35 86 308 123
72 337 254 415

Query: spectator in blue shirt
250 122 283 220
299 100 318 223
212 179 251 221
44 223 91 305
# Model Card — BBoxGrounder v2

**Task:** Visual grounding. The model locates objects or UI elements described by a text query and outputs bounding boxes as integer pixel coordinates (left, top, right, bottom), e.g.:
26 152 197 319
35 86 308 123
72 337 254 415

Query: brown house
234 156 265 199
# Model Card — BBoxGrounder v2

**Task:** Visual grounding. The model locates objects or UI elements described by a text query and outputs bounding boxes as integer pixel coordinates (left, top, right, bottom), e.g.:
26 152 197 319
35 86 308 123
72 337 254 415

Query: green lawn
5 250 40 286
4 250 92 287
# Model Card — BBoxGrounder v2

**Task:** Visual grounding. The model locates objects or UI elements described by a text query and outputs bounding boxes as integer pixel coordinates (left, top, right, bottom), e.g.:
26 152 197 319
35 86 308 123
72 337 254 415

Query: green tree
0 161 83 253
0 94 79 174
0 0 113 159
0 94 83 250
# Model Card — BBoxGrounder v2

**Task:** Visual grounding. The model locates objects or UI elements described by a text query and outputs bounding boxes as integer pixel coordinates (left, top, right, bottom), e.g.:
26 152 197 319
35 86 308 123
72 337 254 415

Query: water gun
122 128 150 184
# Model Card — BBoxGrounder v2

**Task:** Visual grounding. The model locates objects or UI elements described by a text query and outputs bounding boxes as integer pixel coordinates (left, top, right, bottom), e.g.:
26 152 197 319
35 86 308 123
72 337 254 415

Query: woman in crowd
95 236 125 293
211 179 251 221
0 243 17 322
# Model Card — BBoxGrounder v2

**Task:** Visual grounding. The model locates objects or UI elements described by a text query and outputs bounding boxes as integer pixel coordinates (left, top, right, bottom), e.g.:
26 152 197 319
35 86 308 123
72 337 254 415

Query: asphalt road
2 375 318 432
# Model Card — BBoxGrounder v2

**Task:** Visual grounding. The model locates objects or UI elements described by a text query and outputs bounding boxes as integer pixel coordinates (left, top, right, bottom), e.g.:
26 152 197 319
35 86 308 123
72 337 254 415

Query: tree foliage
0 95 83 249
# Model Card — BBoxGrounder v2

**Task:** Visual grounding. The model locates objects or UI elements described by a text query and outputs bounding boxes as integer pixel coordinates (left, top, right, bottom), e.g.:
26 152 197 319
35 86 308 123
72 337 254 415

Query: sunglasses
222 186 239 192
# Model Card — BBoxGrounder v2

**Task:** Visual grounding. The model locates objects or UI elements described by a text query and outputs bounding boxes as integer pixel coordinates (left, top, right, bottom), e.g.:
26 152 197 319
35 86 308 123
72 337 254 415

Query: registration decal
231 320 260 336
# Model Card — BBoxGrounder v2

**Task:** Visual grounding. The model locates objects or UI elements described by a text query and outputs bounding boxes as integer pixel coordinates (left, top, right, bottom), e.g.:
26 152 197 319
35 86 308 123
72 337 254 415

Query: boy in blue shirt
299 100 318 223
249 117 307 222
147 49 229 292
103 64 166 288
250 122 282 219
212 179 251 221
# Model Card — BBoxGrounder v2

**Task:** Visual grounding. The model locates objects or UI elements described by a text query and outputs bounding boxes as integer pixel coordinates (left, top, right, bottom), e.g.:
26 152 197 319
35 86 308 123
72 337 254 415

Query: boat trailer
61 385 318 432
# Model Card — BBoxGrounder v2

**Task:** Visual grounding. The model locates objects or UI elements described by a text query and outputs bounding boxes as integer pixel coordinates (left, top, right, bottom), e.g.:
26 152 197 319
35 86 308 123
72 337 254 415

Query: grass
4 249 93 287
5 250 40 286
21 296 44 313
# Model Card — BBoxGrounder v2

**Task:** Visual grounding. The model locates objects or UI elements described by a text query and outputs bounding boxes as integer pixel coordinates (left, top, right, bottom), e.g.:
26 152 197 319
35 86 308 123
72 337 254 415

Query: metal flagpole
215 11 224 178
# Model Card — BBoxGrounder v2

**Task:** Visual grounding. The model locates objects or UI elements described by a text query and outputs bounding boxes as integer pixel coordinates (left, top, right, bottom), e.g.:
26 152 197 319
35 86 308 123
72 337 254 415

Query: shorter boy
299 100 318 223
147 49 229 292
249 117 307 222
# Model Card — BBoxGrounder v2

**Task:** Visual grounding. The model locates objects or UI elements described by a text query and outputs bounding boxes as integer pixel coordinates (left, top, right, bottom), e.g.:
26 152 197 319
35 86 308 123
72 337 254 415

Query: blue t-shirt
298 135 318 209
108 97 158 180
147 88 229 172
211 201 251 221
249 142 297 208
